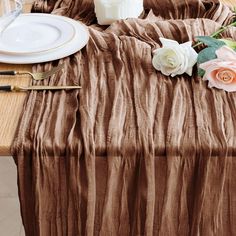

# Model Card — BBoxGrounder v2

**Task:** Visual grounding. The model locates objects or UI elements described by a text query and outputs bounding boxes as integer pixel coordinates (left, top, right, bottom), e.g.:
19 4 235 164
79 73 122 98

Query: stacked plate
0 13 89 64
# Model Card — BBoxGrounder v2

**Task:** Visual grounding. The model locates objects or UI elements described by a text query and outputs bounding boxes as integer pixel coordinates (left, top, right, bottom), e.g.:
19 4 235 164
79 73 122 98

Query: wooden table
0 0 235 156
0 3 32 156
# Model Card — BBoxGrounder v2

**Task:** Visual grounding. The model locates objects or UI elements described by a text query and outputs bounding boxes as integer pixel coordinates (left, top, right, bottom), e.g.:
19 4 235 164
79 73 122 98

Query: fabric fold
12 0 236 235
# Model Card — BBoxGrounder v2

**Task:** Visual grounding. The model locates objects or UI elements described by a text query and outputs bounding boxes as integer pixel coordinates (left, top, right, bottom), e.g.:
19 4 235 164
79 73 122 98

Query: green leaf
198 68 205 77
219 39 236 49
197 47 217 64
196 36 225 48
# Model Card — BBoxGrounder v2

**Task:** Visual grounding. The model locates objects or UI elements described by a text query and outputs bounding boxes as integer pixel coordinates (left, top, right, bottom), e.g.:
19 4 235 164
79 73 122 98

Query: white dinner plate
0 14 76 55
0 13 89 64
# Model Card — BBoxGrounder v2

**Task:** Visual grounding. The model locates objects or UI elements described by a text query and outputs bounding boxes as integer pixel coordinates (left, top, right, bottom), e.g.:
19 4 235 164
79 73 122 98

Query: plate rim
0 13 90 64
0 13 77 55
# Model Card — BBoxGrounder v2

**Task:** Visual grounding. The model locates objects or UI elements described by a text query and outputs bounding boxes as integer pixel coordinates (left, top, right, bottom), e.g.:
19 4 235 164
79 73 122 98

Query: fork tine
48 64 64 74
42 64 64 77
34 64 64 81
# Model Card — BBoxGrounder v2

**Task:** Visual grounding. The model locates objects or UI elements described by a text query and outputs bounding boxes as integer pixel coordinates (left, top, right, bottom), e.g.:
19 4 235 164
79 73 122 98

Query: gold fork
0 64 64 81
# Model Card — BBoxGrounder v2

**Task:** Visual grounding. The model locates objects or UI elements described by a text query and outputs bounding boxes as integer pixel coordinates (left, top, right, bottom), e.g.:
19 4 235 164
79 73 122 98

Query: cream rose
199 46 236 92
152 38 198 77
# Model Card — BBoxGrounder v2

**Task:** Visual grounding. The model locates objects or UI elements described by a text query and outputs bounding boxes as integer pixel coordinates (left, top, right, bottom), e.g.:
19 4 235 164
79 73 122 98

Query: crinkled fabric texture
12 0 236 235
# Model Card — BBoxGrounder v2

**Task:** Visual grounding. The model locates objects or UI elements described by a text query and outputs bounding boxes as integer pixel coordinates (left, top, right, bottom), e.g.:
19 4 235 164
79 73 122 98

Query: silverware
0 64 64 81
0 85 82 92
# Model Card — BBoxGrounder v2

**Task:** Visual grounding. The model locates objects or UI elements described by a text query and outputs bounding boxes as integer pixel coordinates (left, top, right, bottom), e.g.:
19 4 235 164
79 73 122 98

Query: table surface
0 3 32 156
0 0 235 156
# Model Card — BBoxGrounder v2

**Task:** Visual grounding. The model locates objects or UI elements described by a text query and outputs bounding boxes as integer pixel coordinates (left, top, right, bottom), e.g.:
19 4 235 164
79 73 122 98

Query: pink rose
199 46 236 92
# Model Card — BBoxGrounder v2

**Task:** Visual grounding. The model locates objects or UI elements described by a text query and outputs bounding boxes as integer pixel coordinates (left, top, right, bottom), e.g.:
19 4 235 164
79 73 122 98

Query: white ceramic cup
94 0 143 25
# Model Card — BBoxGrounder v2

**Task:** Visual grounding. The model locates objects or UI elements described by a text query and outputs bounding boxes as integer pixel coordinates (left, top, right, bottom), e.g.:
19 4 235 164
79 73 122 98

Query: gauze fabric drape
12 0 236 235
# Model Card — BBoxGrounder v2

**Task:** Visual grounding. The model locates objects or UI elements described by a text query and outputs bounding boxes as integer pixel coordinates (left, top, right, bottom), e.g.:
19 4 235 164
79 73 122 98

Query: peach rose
199 46 236 92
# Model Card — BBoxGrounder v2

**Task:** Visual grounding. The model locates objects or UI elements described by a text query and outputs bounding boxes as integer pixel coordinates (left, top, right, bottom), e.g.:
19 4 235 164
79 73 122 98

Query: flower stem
193 21 236 48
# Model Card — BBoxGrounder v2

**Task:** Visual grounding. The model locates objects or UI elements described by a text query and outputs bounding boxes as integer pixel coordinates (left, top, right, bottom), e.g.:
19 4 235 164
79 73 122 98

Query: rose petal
203 65 220 81
159 37 180 47
185 66 193 76
181 41 192 47
216 46 236 61
152 54 162 70
160 66 172 76
199 59 221 71
161 65 175 75
208 81 214 88
211 80 236 92
187 47 198 67
180 43 197 74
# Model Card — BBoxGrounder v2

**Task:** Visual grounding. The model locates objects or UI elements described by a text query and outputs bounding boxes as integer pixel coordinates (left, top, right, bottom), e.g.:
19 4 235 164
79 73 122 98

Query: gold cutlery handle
0 85 82 92
24 85 82 90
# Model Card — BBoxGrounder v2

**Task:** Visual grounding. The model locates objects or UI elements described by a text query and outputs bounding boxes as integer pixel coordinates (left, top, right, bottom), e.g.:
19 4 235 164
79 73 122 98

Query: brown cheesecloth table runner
11 0 236 235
